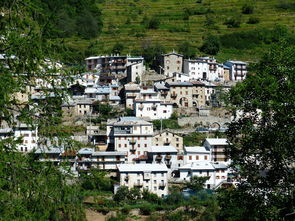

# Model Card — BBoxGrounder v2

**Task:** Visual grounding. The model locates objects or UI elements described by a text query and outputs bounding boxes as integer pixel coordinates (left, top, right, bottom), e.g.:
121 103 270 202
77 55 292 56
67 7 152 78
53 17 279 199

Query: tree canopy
224 41 295 220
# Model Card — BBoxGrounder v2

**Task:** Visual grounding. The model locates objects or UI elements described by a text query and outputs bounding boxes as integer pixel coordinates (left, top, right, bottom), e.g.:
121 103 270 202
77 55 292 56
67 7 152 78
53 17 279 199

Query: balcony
151 105 157 110
129 139 136 144
124 176 129 181
164 139 171 145
165 155 172 160
126 93 137 98
159 182 166 188
138 105 144 110
156 155 162 161
134 182 143 187
171 93 177 98
130 148 136 153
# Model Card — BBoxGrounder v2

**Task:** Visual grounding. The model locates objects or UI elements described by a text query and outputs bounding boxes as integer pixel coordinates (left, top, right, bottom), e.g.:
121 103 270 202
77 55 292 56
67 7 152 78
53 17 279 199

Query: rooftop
205 138 228 146
150 146 178 153
117 163 169 172
184 146 210 153
92 151 126 156
180 161 215 170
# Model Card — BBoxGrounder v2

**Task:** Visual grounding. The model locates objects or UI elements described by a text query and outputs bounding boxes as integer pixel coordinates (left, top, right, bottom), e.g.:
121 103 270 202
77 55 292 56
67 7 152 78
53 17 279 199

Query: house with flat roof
117 163 169 197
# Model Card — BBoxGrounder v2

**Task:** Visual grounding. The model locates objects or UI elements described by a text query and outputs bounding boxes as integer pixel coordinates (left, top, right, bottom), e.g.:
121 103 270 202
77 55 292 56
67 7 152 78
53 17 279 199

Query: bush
178 41 196 59
113 186 130 202
152 119 181 130
111 42 124 55
247 17 260 24
139 204 155 215
147 16 160 29
170 111 178 120
224 17 241 28
241 4 254 14
200 34 220 55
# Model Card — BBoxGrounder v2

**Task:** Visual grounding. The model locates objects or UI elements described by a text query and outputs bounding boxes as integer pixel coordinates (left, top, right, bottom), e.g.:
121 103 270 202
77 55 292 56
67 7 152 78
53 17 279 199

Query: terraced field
68 0 295 61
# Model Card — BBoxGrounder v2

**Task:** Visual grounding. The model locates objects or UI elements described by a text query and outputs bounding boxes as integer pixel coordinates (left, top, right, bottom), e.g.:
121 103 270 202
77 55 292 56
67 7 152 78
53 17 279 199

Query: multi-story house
184 146 210 163
167 82 195 108
107 117 153 162
91 151 126 171
127 60 145 83
117 164 169 197
14 124 38 152
148 146 178 173
153 130 183 152
179 161 228 189
124 83 141 110
133 87 173 120
154 82 170 103
191 81 206 108
155 52 183 77
203 138 229 163
85 55 144 74
223 60 247 81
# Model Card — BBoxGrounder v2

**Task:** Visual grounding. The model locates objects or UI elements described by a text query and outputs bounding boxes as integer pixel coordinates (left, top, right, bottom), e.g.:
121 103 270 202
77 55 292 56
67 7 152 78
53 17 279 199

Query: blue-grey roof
168 82 193 86
78 148 94 155
110 96 121 101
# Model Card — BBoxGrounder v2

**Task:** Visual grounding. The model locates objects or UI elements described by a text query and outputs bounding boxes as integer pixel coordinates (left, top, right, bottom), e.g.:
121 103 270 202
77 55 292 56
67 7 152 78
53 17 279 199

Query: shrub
147 16 160 29
111 42 124 55
113 186 129 202
224 17 241 28
139 204 155 215
170 111 178 120
247 17 260 24
200 34 220 55
178 41 196 59
241 4 254 14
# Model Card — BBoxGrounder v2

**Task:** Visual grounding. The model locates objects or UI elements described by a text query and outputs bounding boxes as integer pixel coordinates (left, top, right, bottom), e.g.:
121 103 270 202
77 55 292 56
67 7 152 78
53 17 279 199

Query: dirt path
85 209 106 221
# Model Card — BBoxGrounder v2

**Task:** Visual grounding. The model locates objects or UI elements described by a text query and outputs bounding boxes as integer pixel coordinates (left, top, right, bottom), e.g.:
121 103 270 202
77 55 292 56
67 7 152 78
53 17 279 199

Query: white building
117 163 169 197
91 151 126 171
179 161 228 189
127 59 145 83
203 138 229 163
107 117 153 162
184 146 210 163
14 124 38 152
133 88 173 120
223 60 247 81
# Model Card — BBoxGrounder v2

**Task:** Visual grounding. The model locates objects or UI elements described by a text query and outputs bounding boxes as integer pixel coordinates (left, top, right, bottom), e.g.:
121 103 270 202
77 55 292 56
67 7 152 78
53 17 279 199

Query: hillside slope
67 0 295 62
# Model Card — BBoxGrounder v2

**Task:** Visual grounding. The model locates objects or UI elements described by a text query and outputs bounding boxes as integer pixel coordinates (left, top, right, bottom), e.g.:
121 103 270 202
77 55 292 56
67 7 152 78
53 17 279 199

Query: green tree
0 0 85 219
224 41 295 220
178 41 196 59
113 186 130 201
184 176 209 192
200 34 220 55
241 4 254 14
112 42 124 55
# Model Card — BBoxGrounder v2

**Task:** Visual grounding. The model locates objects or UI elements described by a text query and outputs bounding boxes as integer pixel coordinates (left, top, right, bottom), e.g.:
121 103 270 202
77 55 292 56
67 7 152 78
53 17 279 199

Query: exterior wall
183 60 208 80
91 155 126 170
192 84 206 108
127 62 144 83
204 85 216 105
224 61 247 81
184 152 210 163
159 53 183 77
14 128 38 152
153 131 183 151
134 101 173 120
149 154 178 174
75 103 91 116
203 140 228 163
169 85 194 108
119 171 168 197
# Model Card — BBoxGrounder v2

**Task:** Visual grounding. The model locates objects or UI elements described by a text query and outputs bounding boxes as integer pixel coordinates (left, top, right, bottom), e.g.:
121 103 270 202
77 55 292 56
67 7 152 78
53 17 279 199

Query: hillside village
0 52 247 197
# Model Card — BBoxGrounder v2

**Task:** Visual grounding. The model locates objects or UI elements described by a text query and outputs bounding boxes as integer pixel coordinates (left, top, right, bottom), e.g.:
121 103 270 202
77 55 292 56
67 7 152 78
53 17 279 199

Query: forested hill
36 0 295 62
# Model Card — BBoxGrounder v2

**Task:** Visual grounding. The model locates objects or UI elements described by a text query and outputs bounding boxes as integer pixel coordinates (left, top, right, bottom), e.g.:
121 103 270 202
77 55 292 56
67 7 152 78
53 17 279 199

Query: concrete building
107 117 153 162
203 138 229 163
117 163 169 197
184 146 210 163
124 83 141 110
14 124 38 152
167 82 195 108
179 161 228 189
155 52 183 77
148 146 178 173
223 60 247 81
127 61 145 83
191 81 206 108
91 151 126 170
153 130 183 152
85 55 144 75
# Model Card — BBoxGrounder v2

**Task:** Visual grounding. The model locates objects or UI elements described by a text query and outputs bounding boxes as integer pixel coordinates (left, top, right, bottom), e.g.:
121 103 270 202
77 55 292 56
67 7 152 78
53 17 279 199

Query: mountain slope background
55 0 295 62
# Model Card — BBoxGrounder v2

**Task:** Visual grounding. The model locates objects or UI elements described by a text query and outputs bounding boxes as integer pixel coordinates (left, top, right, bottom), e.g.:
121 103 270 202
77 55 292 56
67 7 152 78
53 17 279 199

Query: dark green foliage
184 176 209 191
142 189 163 204
224 42 295 219
113 187 142 202
148 16 161 29
220 25 295 50
112 42 124 55
276 1 295 10
247 17 260 24
141 41 165 65
125 108 134 116
241 4 254 14
80 170 112 191
200 34 220 55
170 111 178 120
224 16 241 28
178 41 196 59
32 0 103 39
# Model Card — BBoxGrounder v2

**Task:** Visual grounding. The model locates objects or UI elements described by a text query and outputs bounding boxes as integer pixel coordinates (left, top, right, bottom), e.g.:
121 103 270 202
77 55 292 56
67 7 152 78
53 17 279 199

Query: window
186 91 188 95
163 110 167 113
189 156 192 160
154 187 157 191
144 144 147 147
138 151 140 155
161 173 164 177
137 144 140 147
138 137 140 140
216 176 220 179
154 180 157 184
204 155 208 160
124 144 127 148
176 138 179 141
119 137 121 140
178 156 183 160
196 155 199 160
137 173 140 177
156 138 158 141
119 144 121 147
167 66 169 70
144 137 147 140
